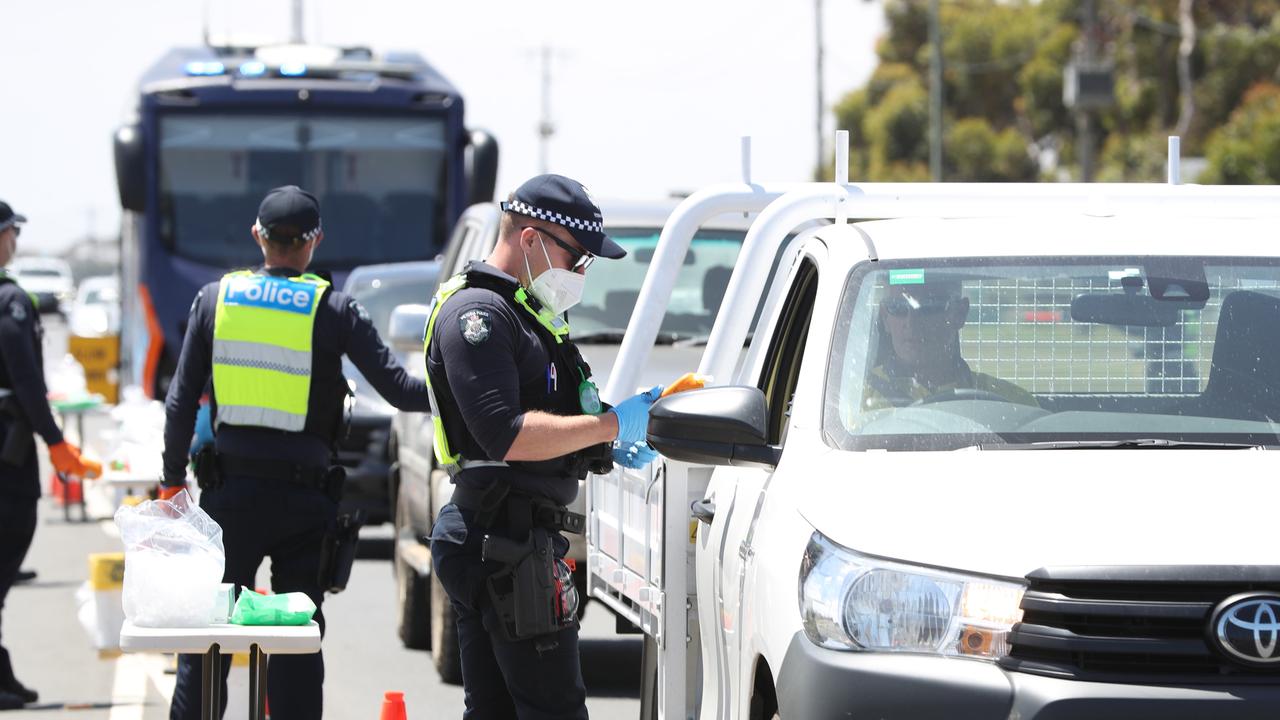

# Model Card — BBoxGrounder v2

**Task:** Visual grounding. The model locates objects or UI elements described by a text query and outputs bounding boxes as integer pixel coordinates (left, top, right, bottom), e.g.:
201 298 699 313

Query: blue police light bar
279 62 307 77
184 61 226 76
238 61 267 77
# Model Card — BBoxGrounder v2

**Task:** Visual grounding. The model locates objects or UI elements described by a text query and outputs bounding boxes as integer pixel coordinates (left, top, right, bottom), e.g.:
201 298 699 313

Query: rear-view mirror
647 386 781 469
388 304 430 350
114 123 146 213
1071 293 1188 327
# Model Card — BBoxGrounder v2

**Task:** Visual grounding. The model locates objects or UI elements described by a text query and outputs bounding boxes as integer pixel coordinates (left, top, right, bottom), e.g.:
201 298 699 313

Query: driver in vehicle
861 279 1038 410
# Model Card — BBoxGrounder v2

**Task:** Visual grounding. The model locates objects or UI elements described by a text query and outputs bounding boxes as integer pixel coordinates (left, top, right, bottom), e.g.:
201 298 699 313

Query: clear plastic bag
114 490 225 627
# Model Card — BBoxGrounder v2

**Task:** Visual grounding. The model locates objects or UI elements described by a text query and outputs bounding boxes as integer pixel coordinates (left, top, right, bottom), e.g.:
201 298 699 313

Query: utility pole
1078 0 1098 182
538 45 556 174
929 0 943 182
291 0 305 43
815 0 825 180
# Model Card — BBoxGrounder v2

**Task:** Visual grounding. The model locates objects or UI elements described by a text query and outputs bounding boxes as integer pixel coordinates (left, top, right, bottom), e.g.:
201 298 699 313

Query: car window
572 227 780 341
823 256 1280 451
350 275 439 337
758 257 819 445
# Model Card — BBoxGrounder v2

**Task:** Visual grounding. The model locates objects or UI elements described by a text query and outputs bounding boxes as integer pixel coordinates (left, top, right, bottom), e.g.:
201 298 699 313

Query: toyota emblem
1209 592 1280 667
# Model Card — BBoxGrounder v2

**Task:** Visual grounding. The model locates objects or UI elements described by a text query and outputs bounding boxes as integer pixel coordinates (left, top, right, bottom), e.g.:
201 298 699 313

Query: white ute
589 136 1280 719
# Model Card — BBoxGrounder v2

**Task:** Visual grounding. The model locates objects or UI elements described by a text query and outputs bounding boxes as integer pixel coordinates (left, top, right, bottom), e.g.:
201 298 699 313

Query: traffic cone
380 691 407 720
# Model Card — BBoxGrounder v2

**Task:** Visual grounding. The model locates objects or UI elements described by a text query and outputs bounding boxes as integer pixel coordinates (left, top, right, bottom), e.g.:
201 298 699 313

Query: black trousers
0 444 40 690
169 475 335 720
0 493 36 691
430 504 588 720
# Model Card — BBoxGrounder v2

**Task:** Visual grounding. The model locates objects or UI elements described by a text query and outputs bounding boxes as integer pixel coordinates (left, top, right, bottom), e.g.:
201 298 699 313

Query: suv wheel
431 570 463 684
394 493 431 649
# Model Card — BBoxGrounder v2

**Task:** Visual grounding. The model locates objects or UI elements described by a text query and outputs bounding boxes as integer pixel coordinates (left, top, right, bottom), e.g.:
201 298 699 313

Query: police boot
0 681 36 704
0 688 22 710
0 650 35 704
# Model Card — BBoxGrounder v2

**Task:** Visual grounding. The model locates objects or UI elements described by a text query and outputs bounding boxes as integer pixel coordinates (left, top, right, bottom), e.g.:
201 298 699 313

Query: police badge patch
9 301 25 322
459 308 491 345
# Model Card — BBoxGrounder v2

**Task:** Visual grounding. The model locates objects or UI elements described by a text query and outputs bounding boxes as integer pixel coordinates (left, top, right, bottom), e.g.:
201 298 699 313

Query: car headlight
799 531 1025 660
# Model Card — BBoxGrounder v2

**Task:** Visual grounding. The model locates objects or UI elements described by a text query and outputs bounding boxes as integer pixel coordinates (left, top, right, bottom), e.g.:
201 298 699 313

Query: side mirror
114 123 146 212
388 304 431 352
646 386 782 470
464 129 499 206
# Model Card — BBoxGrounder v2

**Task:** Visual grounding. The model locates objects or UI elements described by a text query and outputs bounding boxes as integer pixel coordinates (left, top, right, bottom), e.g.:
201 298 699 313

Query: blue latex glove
608 385 663 447
189 402 214 454
612 441 660 470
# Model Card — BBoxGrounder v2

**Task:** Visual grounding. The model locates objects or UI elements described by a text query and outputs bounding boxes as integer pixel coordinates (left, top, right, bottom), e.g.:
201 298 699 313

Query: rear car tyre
394 490 431 649
431 570 464 684
396 561 432 650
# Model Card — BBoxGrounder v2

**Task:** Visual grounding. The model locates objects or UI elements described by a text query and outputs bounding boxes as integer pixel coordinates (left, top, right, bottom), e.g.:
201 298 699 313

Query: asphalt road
2 316 642 718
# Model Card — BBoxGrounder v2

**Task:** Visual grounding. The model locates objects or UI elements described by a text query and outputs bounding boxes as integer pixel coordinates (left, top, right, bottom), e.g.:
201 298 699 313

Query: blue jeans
431 504 587 720
169 475 335 720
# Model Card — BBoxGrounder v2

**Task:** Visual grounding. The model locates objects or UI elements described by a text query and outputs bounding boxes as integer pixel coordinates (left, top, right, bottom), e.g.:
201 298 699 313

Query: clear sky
1 0 883 253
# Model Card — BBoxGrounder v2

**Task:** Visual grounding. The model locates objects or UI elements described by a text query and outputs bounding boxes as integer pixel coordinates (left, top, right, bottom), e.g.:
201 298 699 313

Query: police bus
113 42 497 397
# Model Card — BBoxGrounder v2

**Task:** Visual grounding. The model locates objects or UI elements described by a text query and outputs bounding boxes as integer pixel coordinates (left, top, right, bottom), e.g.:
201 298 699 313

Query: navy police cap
0 201 27 232
501 174 625 259
257 186 321 243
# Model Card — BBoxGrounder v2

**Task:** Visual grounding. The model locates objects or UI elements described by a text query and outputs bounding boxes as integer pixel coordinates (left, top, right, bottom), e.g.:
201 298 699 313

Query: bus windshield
158 113 447 269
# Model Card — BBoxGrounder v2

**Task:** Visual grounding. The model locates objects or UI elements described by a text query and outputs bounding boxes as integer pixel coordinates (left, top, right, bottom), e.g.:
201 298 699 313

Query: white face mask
524 235 586 315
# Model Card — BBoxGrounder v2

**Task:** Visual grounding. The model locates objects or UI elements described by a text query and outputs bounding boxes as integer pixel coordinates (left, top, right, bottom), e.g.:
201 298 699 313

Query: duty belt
451 481 585 535
217 453 329 489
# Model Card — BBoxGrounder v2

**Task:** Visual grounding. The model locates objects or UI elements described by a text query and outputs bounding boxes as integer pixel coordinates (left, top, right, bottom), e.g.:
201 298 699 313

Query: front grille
1001 568 1280 684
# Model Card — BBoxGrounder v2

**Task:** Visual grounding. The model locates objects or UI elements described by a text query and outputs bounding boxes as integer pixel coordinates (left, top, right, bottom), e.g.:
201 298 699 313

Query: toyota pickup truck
592 177 1280 719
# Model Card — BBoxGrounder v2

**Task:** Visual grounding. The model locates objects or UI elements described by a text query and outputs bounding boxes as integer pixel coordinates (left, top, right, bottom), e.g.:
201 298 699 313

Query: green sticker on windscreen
889 269 925 285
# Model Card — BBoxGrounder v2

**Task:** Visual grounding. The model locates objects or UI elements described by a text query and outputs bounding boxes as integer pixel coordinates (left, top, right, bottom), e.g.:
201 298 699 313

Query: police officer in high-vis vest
160 186 430 719
426 175 662 719
0 201 101 711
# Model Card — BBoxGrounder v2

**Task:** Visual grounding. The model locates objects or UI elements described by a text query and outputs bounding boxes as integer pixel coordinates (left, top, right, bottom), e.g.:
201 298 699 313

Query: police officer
160 186 430 719
0 201 100 710
426 175 662 719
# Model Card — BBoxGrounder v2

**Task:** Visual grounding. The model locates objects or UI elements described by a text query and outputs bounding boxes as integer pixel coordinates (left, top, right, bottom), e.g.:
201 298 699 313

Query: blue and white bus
114 43 497 396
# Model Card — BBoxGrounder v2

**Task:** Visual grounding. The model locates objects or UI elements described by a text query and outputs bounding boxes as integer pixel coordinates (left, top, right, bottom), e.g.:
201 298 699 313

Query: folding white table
119 620 320 720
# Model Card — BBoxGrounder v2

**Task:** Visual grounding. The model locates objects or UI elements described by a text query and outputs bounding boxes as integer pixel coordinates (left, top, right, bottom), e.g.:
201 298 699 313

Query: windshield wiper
974 439 1269 450
572 329 689 345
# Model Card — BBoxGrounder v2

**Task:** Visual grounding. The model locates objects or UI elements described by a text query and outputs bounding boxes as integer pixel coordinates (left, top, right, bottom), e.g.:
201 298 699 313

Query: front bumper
776 633 1280 720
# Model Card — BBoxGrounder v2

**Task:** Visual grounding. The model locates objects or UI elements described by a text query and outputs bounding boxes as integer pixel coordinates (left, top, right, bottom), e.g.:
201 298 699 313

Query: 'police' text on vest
223 277 316 315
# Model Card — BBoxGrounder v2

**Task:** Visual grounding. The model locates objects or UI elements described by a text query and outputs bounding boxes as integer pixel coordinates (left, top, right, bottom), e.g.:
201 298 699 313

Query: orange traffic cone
380 691 407 720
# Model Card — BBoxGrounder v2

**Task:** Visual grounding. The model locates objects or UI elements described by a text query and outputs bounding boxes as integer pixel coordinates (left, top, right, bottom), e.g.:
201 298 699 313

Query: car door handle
691 498 716 525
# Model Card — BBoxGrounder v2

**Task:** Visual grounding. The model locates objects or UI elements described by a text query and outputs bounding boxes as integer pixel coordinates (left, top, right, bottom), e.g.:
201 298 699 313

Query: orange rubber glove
157 484 186 501
48 442 102 480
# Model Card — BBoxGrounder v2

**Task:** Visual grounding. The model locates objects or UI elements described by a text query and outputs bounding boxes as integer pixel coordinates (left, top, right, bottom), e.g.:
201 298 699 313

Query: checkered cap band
502 200 603 234
256 219 322 244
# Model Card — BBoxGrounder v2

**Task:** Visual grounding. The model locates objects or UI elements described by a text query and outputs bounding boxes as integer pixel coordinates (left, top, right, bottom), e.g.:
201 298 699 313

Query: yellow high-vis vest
212 270 329 432
423 273 571 474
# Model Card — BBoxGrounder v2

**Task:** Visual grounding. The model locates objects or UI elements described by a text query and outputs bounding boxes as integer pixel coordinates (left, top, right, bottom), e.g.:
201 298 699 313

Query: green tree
827 0 1280 184
1202 83 1280 183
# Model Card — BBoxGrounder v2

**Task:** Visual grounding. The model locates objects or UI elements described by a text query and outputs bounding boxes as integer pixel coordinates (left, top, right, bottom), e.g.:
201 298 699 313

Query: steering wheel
914 388 1010 405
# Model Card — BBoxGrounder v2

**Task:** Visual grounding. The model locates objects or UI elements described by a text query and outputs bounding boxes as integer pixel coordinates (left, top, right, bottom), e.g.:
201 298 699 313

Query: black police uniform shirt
428 262 584 506
0 280 63 498
162 266 430 483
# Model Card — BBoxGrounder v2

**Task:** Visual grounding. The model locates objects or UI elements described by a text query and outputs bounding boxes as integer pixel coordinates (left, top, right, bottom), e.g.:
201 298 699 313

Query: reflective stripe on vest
423 274 572 474
212 270 329 432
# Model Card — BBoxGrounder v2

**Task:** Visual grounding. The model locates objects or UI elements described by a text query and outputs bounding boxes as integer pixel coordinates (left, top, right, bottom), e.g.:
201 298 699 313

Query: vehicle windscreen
824 257 1280 450
18 269 64 278
158 114 446 269
571 228 752 341
348 274 438 338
